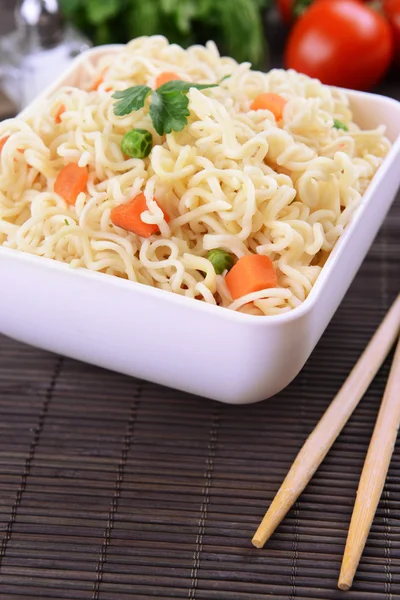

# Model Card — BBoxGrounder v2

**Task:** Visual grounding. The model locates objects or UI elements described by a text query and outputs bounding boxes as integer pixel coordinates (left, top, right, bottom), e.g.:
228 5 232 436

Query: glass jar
0 0 91 111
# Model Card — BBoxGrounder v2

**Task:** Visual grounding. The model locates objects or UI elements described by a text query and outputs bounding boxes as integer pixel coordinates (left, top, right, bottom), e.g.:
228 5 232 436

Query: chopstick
338 333 400 591
252 293 400 550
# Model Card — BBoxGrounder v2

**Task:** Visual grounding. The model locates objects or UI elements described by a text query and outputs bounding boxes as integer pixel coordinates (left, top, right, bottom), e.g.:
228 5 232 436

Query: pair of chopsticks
252 294 400 591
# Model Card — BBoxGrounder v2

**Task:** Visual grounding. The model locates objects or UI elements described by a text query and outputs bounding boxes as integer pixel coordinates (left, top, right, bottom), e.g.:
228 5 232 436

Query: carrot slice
110 193 169 238
0 136 10 153
89 74 104 92
225 254 277 300
250 93 287 120
89 68 110 92
0 135 24 155
155 71 181 89
55 104 66 124
54 163 89 206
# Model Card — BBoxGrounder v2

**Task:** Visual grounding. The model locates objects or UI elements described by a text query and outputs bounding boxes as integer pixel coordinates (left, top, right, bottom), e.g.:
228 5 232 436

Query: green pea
206 249 235 275
333 119 349 132
121 128 153 158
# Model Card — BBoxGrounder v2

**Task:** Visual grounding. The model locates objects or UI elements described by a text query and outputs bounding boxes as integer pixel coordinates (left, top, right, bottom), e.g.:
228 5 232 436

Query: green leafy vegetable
86 0 120 25
127 2 162 41
113 80 218 135
121 129 153 158
113 85 152 117
160 0 197 34
59 0 82 17
206 249 235 275
217 0 267 67
333 119 349 132
59 0 271 67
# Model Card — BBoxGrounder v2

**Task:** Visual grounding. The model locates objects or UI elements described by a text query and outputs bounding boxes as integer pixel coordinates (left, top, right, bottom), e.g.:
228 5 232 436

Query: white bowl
1 46 400 404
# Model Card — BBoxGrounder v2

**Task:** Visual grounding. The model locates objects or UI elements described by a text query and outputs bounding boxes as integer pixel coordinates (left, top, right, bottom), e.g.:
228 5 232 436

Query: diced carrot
91 76 103 91
105 86 113 93
225 254 277 300
250 93 287 121
89 67 112 91
55 104 66 124
0 135 24 155
155 71 181 89
54 163 89 206
0 136 10 153
110 193 169 238
89 74 104 91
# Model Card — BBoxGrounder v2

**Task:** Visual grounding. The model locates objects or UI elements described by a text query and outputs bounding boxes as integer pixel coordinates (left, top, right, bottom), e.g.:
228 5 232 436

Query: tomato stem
367 0 384 14
294 0 313 17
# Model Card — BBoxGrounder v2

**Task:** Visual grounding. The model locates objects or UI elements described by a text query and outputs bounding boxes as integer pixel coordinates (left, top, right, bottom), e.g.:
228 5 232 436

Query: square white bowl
1 46 400 404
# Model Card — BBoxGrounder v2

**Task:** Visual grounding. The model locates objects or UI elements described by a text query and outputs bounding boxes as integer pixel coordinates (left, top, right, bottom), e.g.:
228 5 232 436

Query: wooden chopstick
252 294 400 550
338 334 400 591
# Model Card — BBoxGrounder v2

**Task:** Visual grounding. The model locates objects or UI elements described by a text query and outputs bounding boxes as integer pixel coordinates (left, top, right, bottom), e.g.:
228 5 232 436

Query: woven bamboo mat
0 194 399 599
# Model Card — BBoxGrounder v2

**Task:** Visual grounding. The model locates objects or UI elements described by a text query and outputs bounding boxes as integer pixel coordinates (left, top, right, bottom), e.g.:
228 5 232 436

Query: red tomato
285 0 394 90
277 0 364 24
383 0 400 63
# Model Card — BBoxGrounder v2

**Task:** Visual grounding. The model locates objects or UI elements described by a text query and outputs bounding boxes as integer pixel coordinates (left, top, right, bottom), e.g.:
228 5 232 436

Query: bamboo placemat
0 193 399 599
0 3 399 595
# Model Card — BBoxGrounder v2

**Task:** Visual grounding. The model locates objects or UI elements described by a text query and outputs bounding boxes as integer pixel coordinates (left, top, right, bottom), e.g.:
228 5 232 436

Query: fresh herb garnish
333 118 349 132
121 128 153 158
113 85 152 117
113 80 218 136
64 218 70 226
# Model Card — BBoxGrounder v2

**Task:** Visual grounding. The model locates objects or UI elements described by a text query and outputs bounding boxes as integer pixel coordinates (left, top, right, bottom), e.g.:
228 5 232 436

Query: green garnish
121 128 153 158
333 119 349 132
64 219 70 226
113 80 218 136
113 85 152 117
206 249 235 275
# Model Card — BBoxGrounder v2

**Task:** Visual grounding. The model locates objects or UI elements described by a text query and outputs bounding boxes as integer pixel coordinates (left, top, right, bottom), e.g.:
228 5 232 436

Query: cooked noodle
0 36 390 316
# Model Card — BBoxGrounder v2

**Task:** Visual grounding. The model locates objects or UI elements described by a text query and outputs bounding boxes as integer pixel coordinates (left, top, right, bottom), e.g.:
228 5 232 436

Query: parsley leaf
113 80 218 135
333 118 349 132
150 81 218 135
156 80 218 95
112 85 152 116
150 87 190 135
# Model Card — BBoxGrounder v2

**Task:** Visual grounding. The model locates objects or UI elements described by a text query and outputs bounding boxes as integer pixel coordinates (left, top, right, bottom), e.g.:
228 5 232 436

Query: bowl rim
1 44 400 328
